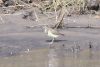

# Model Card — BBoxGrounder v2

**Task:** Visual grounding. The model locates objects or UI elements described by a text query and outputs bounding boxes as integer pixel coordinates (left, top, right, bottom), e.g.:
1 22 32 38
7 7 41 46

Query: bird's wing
50 28 64 36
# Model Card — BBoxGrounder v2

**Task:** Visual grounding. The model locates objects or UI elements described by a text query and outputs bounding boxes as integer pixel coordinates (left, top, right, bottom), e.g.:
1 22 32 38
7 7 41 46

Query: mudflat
0 7 100 67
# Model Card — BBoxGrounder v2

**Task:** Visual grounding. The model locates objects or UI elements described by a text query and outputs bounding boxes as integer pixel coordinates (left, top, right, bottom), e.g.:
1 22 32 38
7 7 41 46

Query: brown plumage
43 25 65 44
49 28 65 36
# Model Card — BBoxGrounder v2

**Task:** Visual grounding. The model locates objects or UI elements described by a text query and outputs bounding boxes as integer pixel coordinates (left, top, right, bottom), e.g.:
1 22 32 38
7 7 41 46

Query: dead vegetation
0 0 3 5
0 0 100 28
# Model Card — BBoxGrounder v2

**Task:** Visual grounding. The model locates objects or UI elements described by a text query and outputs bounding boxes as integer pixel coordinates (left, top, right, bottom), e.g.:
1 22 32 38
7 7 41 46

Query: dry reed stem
56 8 62 23
53 0 58 23
32 7 39 22
0 16 4 23
55 9 65 29
53 4 66 29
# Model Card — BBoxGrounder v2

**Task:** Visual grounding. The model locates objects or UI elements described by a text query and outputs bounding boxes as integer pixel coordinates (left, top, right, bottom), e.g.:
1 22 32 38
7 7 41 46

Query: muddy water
0 46 100 67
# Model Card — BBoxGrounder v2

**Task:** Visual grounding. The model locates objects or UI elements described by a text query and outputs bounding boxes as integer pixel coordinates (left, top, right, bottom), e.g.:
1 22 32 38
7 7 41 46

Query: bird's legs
49 38 55 44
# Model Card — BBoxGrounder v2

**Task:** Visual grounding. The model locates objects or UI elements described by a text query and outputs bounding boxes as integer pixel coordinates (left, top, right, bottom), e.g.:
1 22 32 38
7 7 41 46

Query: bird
43 25 65 44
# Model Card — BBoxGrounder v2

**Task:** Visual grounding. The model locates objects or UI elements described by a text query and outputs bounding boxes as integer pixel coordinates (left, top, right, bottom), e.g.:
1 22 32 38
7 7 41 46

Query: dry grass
0 0 98 28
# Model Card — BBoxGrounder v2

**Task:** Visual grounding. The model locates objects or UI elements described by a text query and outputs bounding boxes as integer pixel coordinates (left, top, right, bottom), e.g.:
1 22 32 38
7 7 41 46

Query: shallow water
0 45 100 67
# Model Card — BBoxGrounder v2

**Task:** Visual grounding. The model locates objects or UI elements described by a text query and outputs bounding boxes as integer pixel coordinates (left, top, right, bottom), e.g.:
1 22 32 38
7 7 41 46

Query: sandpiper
43 25 64 44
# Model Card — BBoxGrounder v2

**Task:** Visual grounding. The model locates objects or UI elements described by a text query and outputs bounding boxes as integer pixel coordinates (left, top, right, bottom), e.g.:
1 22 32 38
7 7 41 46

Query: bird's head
42 25 49 34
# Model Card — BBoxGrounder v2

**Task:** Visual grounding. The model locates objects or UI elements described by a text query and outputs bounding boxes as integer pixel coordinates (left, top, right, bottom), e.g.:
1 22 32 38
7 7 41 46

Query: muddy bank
0 5 100 66
0 8 100 57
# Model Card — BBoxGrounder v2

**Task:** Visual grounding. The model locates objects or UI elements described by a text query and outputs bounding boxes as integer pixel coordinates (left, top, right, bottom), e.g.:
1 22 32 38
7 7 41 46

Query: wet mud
0 8 100 67
0 46 100 67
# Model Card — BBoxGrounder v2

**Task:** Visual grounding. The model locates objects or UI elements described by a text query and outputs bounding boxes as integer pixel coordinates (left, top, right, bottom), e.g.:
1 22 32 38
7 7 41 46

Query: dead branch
52 7 65 29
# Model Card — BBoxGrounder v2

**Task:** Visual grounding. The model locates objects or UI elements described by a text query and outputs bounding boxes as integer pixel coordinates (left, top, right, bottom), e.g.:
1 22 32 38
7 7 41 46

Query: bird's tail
61 34 65 36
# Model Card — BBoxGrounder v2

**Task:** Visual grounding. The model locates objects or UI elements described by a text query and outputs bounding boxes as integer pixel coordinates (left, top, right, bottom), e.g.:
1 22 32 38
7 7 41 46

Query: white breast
48 30 59 38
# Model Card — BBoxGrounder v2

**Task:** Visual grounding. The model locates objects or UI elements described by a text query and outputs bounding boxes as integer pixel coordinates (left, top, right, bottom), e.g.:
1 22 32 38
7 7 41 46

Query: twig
32 7 39 22
0 16 4 23
56 8 62 23
55 12 65 29
53 0 58 23
54 6 66 29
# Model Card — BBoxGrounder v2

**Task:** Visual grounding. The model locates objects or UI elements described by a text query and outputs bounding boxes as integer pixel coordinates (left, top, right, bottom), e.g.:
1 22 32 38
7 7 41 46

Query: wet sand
0 8 100 67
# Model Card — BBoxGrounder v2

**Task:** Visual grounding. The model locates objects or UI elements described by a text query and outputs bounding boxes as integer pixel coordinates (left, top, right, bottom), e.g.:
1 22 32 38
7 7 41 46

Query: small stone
63 44 65 46
67 14 71 17
74 20 75 22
